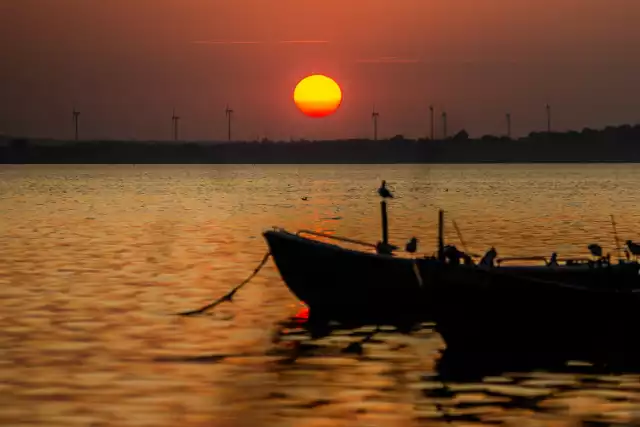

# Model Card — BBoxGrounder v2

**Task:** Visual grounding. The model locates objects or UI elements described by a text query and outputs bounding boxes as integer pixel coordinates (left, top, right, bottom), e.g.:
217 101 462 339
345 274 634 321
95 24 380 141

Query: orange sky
1 0 639 141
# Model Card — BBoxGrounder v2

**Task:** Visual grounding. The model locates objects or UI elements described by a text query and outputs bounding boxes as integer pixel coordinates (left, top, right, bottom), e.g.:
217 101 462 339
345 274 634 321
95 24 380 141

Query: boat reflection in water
426 346 640 426
278 305 640 377
271 307 640 425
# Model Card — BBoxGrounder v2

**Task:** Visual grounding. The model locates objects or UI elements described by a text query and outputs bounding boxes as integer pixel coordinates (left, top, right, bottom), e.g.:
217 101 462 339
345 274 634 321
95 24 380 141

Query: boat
264 181 640 356
263 227 428 336
424 255 640 358
417 212 640 357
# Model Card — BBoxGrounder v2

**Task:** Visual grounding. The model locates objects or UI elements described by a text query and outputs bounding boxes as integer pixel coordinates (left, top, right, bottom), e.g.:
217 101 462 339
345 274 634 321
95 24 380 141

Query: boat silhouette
264 181 640 360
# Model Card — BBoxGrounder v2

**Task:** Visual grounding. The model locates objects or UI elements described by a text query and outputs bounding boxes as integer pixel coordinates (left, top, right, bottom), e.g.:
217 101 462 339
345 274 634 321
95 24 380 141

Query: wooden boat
263 227 428 336
417 211 640 357
265 183 640 357
424 256 640 357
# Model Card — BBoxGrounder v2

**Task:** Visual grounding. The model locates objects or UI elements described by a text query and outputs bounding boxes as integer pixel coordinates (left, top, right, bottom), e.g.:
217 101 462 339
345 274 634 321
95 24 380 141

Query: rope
451 219 469 254
177 251 272 316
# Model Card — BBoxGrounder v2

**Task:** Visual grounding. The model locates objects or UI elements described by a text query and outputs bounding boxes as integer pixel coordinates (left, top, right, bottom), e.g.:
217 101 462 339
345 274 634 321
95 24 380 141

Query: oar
451 218 482 258
451 219 469 253
177 251 271 316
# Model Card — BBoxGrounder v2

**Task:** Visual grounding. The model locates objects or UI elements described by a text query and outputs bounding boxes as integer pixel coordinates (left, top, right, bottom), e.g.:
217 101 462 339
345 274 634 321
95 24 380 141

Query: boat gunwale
264 228 417 264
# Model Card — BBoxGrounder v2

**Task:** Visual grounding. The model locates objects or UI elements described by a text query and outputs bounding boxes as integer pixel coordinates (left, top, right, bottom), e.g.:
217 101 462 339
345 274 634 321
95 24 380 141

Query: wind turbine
442 111 448 139
72 108 80 141
506 112 512 138
172 108 180 141
225 104 234 141
429 105 435 140
371 106 379 141
545 103 551 133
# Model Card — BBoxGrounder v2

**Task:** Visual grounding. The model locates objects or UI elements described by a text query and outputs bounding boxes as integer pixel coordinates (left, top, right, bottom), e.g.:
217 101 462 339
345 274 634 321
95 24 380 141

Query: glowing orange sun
293 74 342 118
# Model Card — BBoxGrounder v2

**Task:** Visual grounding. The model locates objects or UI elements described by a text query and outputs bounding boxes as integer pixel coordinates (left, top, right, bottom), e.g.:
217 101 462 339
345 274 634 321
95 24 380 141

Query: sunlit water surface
2 164 640 427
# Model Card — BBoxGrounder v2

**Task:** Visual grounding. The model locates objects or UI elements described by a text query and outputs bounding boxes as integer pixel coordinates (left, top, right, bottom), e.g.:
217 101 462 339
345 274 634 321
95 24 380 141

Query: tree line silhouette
2 124 640 164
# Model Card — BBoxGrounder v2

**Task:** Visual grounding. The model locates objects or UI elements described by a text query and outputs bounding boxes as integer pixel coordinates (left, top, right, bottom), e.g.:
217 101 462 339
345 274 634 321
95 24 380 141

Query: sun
293 74 342 118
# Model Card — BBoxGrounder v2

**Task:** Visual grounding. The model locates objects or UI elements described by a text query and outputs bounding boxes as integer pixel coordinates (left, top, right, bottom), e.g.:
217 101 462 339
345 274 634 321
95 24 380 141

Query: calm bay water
2 164 640 427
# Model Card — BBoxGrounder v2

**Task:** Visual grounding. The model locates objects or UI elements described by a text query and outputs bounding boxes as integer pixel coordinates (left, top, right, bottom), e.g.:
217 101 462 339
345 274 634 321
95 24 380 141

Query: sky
0 0 639 141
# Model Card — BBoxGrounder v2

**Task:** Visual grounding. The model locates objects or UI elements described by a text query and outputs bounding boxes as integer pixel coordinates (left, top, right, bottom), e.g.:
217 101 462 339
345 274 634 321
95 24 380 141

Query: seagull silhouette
378 180 393 199
405 237 418 253
588 243 603 258
626 240 640 259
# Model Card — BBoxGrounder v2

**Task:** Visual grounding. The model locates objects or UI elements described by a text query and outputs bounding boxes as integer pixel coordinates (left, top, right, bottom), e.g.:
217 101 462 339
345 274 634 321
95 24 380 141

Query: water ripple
2 164 640 426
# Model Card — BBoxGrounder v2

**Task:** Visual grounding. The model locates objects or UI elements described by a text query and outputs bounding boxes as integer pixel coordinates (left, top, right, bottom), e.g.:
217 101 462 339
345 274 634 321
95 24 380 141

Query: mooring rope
177 251 272 316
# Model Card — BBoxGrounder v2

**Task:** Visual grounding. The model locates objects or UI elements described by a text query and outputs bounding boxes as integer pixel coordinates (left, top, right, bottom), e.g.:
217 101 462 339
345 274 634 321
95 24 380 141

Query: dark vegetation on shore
2 124 640 164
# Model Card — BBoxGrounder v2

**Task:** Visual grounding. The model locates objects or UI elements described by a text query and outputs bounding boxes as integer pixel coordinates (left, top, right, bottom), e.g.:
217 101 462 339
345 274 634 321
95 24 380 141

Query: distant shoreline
2 124 640 164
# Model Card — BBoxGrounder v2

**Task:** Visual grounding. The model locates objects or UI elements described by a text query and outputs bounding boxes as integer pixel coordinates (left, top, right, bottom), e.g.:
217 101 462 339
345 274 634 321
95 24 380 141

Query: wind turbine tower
371 107 379 141
546 103 551 133
172 109 180 141
506 113 512 138
72 108 80 141
442 111 448 139
225 104 234 141
429 105 435 140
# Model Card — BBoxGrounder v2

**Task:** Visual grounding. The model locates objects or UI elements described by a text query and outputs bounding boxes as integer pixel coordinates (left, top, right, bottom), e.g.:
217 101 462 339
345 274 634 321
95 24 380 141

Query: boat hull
425 261 640 357
263 229 428 329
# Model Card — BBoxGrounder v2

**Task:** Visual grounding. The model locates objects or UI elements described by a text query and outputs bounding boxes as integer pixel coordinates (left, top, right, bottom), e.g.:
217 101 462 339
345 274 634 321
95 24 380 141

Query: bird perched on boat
626 240 640 260
587 243 603 259
479 247 497 267
378 180 394 199
443 245 463 265
405 237 418 253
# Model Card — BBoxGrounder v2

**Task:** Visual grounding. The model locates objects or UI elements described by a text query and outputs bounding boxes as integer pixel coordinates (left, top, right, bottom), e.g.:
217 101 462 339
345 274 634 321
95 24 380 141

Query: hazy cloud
192 40 262 45
356 56 421 64
277 40 330 44
192 40 330 45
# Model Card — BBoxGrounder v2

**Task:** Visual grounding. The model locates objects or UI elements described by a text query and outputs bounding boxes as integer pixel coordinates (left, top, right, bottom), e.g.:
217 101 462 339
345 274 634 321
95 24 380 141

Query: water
2 164 640 427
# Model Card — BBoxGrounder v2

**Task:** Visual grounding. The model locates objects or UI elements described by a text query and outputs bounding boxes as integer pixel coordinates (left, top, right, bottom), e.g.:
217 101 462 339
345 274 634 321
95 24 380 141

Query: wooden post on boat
381 200 389 246
438 209 445 261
